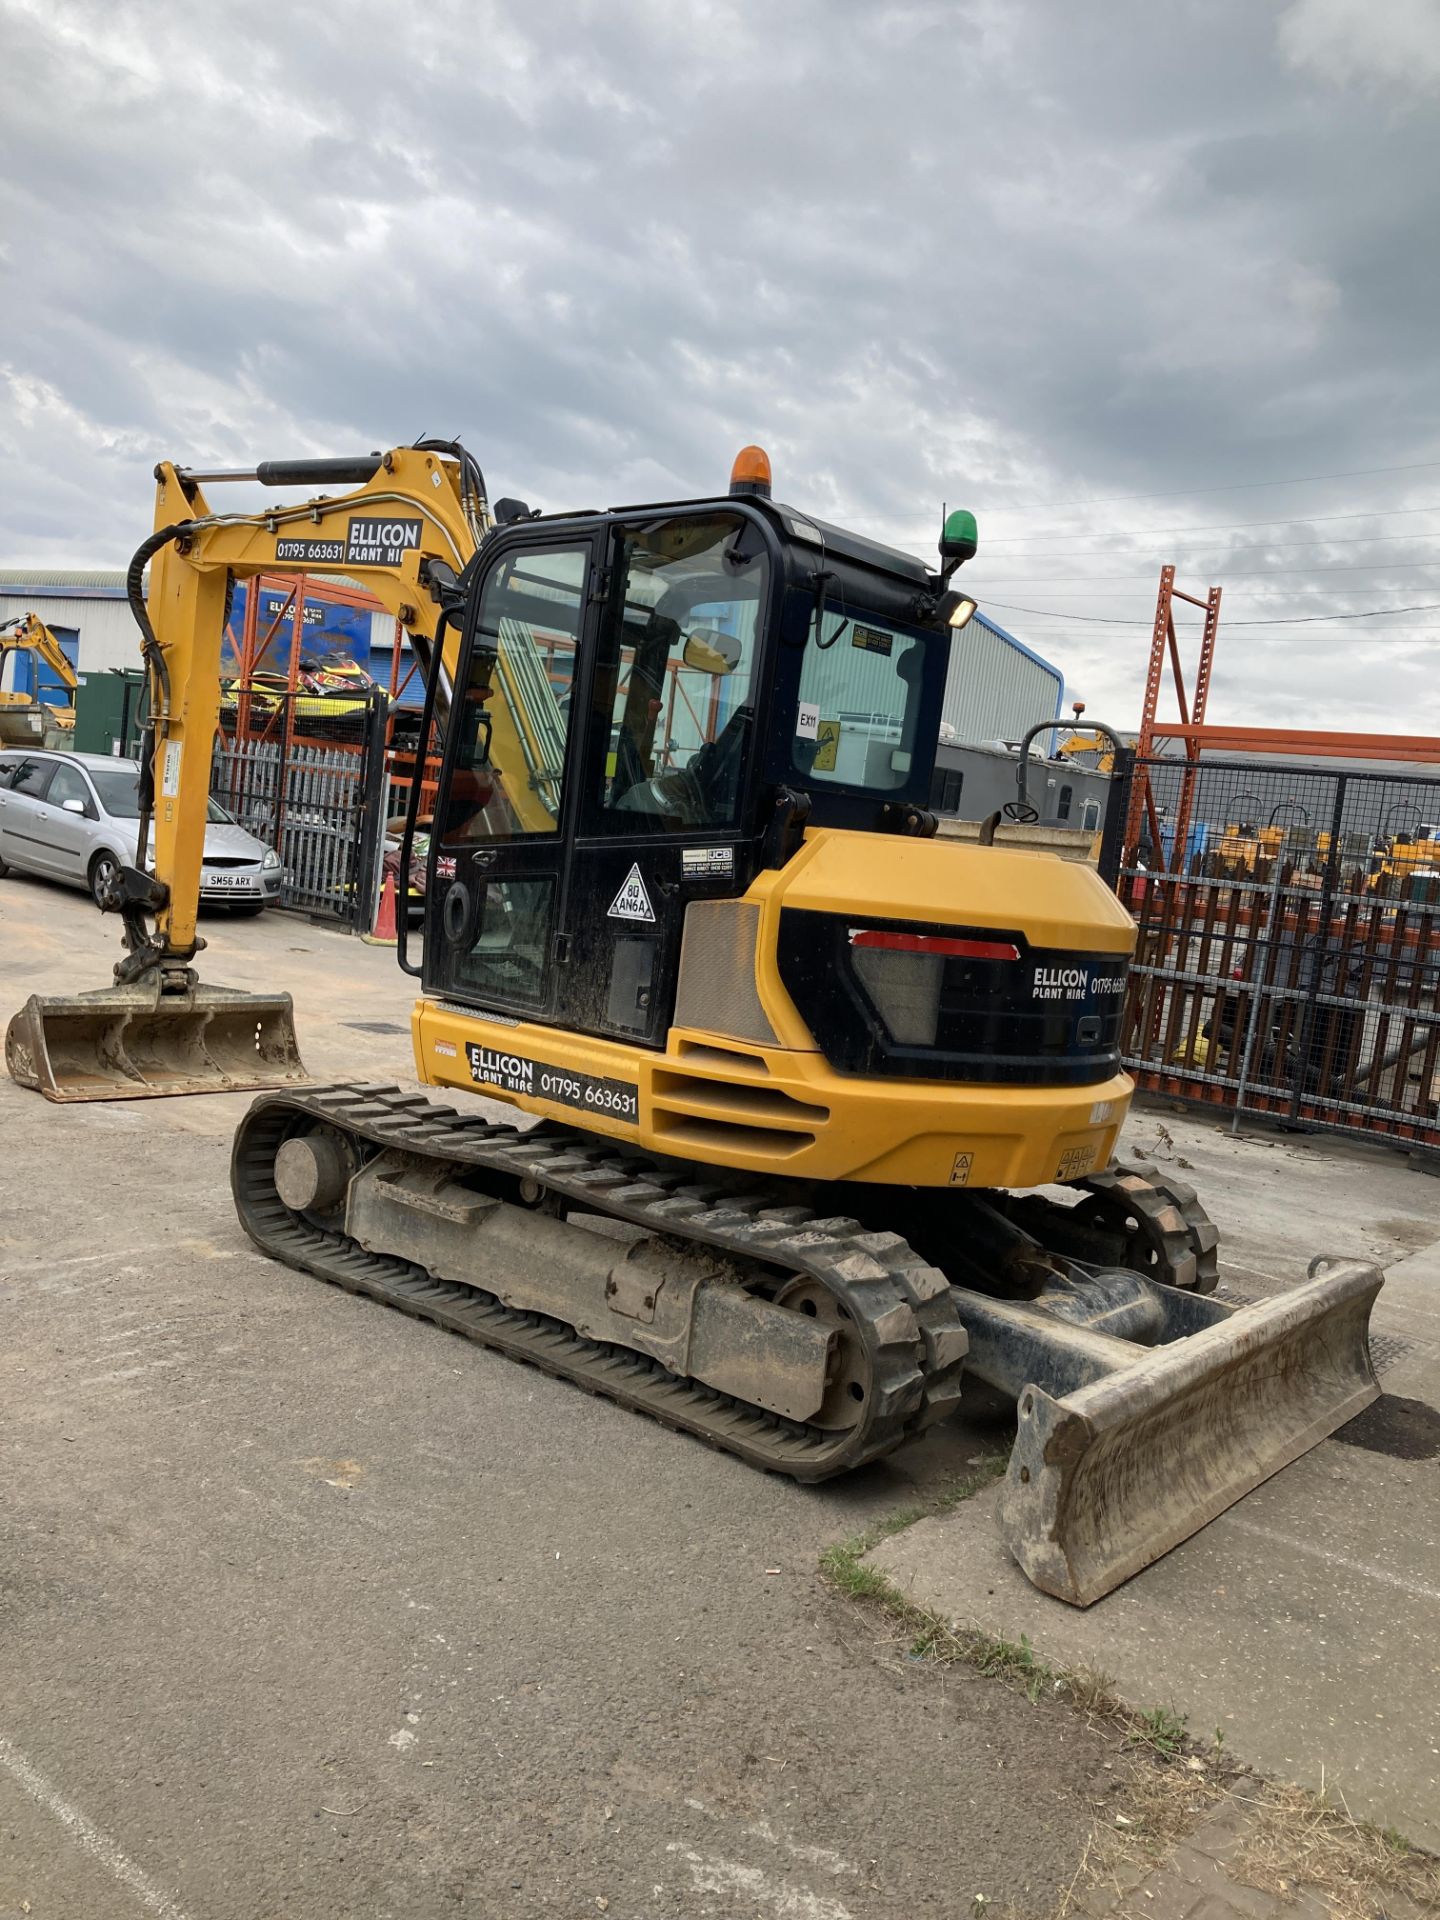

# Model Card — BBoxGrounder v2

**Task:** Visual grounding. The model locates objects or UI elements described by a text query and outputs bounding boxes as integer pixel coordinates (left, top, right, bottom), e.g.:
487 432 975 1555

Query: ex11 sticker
795 702 820 740
608 863 656 922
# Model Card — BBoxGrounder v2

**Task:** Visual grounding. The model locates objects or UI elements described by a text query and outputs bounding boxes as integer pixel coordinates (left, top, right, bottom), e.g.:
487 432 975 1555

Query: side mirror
61 797 87 816
682 627 741 675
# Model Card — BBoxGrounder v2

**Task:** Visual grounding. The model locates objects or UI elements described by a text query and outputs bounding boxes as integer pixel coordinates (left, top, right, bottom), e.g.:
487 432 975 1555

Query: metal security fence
212 692 387 926
1118 755 1440 1155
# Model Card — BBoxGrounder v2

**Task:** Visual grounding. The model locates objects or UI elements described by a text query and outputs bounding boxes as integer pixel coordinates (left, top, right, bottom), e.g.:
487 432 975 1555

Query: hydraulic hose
125 521 190 875
412 436 491 544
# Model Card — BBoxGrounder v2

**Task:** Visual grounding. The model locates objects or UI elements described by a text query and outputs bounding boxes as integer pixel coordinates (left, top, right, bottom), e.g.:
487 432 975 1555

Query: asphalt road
1 874 1123 1919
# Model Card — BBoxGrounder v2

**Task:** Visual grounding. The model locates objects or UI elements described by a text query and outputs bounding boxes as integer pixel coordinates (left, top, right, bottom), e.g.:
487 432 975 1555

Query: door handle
441 882 477 948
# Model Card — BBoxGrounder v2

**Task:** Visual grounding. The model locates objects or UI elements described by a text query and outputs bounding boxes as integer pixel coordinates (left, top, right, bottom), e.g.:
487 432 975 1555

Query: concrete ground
873 1103 1440 1852
3 872 1437 1915
1 872 1130 1920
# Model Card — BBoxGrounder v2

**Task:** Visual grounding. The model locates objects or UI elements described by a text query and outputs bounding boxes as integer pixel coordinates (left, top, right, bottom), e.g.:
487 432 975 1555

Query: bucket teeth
994 1259 1383 1606
5 983 306 1102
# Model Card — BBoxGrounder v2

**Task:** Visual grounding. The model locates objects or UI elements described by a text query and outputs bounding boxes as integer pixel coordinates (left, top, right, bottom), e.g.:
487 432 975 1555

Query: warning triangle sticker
608 863 656 923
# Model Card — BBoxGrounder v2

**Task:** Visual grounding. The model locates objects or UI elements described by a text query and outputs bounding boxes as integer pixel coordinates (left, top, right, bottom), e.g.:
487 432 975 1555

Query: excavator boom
6 444 493 1099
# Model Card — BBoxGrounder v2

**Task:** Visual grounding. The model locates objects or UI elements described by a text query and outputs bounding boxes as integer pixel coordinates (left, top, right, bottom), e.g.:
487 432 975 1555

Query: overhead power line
982 598 1440 629
982 529 1440 559
988 459 1440 514
981 502 1440 546
973 561 1440 583
969 585 1440 599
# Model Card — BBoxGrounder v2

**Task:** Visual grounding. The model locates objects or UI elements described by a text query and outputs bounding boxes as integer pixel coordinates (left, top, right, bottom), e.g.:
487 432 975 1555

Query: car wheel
89 850 121 908
0 853 10 878
229 899 266 917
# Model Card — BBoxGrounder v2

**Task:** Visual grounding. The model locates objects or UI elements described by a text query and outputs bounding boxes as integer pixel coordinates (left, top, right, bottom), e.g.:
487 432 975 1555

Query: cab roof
533 491 936 591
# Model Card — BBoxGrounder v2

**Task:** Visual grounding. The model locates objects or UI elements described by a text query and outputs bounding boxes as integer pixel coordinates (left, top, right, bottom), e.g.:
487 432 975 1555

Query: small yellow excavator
0 611 79 746
1054 702 1121 775
5 442 1381 1606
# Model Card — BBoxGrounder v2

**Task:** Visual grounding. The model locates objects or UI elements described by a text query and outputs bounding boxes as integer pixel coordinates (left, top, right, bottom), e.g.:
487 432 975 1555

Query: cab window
441 545 589 845
793 606 930 792
584 513 766 834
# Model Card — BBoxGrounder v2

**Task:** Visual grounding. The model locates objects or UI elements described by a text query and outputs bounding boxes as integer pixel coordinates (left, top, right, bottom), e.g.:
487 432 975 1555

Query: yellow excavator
1054 702 1120 775
4 442 1381 1607
0 611 79 746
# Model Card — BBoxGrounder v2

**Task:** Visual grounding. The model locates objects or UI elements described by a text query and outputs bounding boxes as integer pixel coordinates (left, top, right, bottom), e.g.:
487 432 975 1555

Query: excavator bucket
956 1258 1382 1606
5 979 306 1102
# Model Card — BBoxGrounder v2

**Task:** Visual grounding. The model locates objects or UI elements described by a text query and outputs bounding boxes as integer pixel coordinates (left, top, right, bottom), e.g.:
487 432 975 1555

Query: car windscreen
89 767 231 824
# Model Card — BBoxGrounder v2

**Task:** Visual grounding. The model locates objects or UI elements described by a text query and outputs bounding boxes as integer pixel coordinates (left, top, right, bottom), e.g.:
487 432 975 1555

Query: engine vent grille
673 899 778 1047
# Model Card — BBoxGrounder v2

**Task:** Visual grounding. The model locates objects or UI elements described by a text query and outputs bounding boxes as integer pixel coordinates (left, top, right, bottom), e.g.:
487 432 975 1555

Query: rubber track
1076 1159 1222 1294
231 1083 967 1482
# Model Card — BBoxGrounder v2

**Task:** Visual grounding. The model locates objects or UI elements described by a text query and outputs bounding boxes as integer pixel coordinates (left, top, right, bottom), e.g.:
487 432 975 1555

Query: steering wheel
1003 800 1040 823
614 763 708 826
653 764 708 825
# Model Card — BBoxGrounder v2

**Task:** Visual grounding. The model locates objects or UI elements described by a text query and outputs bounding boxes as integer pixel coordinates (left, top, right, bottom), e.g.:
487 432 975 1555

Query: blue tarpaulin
223 583 374 680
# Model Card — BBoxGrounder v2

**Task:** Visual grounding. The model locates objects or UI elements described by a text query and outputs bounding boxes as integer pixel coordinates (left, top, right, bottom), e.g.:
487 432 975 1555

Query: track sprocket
1066 1160 1221 1293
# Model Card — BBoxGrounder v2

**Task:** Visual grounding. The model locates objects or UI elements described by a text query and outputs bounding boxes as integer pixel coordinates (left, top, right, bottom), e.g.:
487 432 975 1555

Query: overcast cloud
2 0 1438 729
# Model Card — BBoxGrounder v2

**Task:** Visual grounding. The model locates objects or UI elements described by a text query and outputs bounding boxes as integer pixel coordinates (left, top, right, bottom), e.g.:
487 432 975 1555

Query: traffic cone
363 870 399 946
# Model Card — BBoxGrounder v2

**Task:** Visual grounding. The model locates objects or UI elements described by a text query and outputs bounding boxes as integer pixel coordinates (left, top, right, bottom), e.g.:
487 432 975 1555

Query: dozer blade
957 1258 1382 1607
5 979 306 1102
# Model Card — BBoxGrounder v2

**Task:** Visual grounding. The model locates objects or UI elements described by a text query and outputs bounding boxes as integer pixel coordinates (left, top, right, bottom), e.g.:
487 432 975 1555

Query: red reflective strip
848 930 1020 960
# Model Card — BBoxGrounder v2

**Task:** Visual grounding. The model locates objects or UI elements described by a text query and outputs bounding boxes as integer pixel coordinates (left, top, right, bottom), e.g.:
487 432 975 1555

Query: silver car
0 750 284 913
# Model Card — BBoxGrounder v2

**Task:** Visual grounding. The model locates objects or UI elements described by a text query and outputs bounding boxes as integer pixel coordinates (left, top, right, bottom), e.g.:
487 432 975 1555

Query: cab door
423 533 599 1021
559 509 770 1044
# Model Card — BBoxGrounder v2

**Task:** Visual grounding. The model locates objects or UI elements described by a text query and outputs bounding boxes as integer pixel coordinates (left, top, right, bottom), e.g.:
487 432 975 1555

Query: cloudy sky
2 0 1438 730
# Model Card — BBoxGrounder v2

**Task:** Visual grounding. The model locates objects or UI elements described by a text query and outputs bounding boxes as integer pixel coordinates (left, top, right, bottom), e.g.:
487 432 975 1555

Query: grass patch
1231 1781 1439 1920
1060 1771 1440 1920
818 1467 1123 1720
1052 1758 1226 1916
821 1491 1440 1920
818 1457 1006 1605
1126 1703 1189 1759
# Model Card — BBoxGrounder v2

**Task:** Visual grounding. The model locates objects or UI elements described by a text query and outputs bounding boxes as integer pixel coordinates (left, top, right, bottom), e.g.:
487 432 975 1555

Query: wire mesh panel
212 693 384 925
1120 755 1440 1153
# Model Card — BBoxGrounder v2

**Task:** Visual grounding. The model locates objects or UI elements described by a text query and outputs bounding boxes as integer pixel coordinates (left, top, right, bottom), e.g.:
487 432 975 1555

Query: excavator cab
416 474 967 1052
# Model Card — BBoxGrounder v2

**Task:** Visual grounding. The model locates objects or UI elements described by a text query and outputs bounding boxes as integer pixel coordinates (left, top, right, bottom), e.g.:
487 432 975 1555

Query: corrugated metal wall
0 591 138 675
941 612 1063 746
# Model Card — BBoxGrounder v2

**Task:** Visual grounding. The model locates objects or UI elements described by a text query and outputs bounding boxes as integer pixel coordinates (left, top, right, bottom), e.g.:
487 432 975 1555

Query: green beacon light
940 508 978 565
